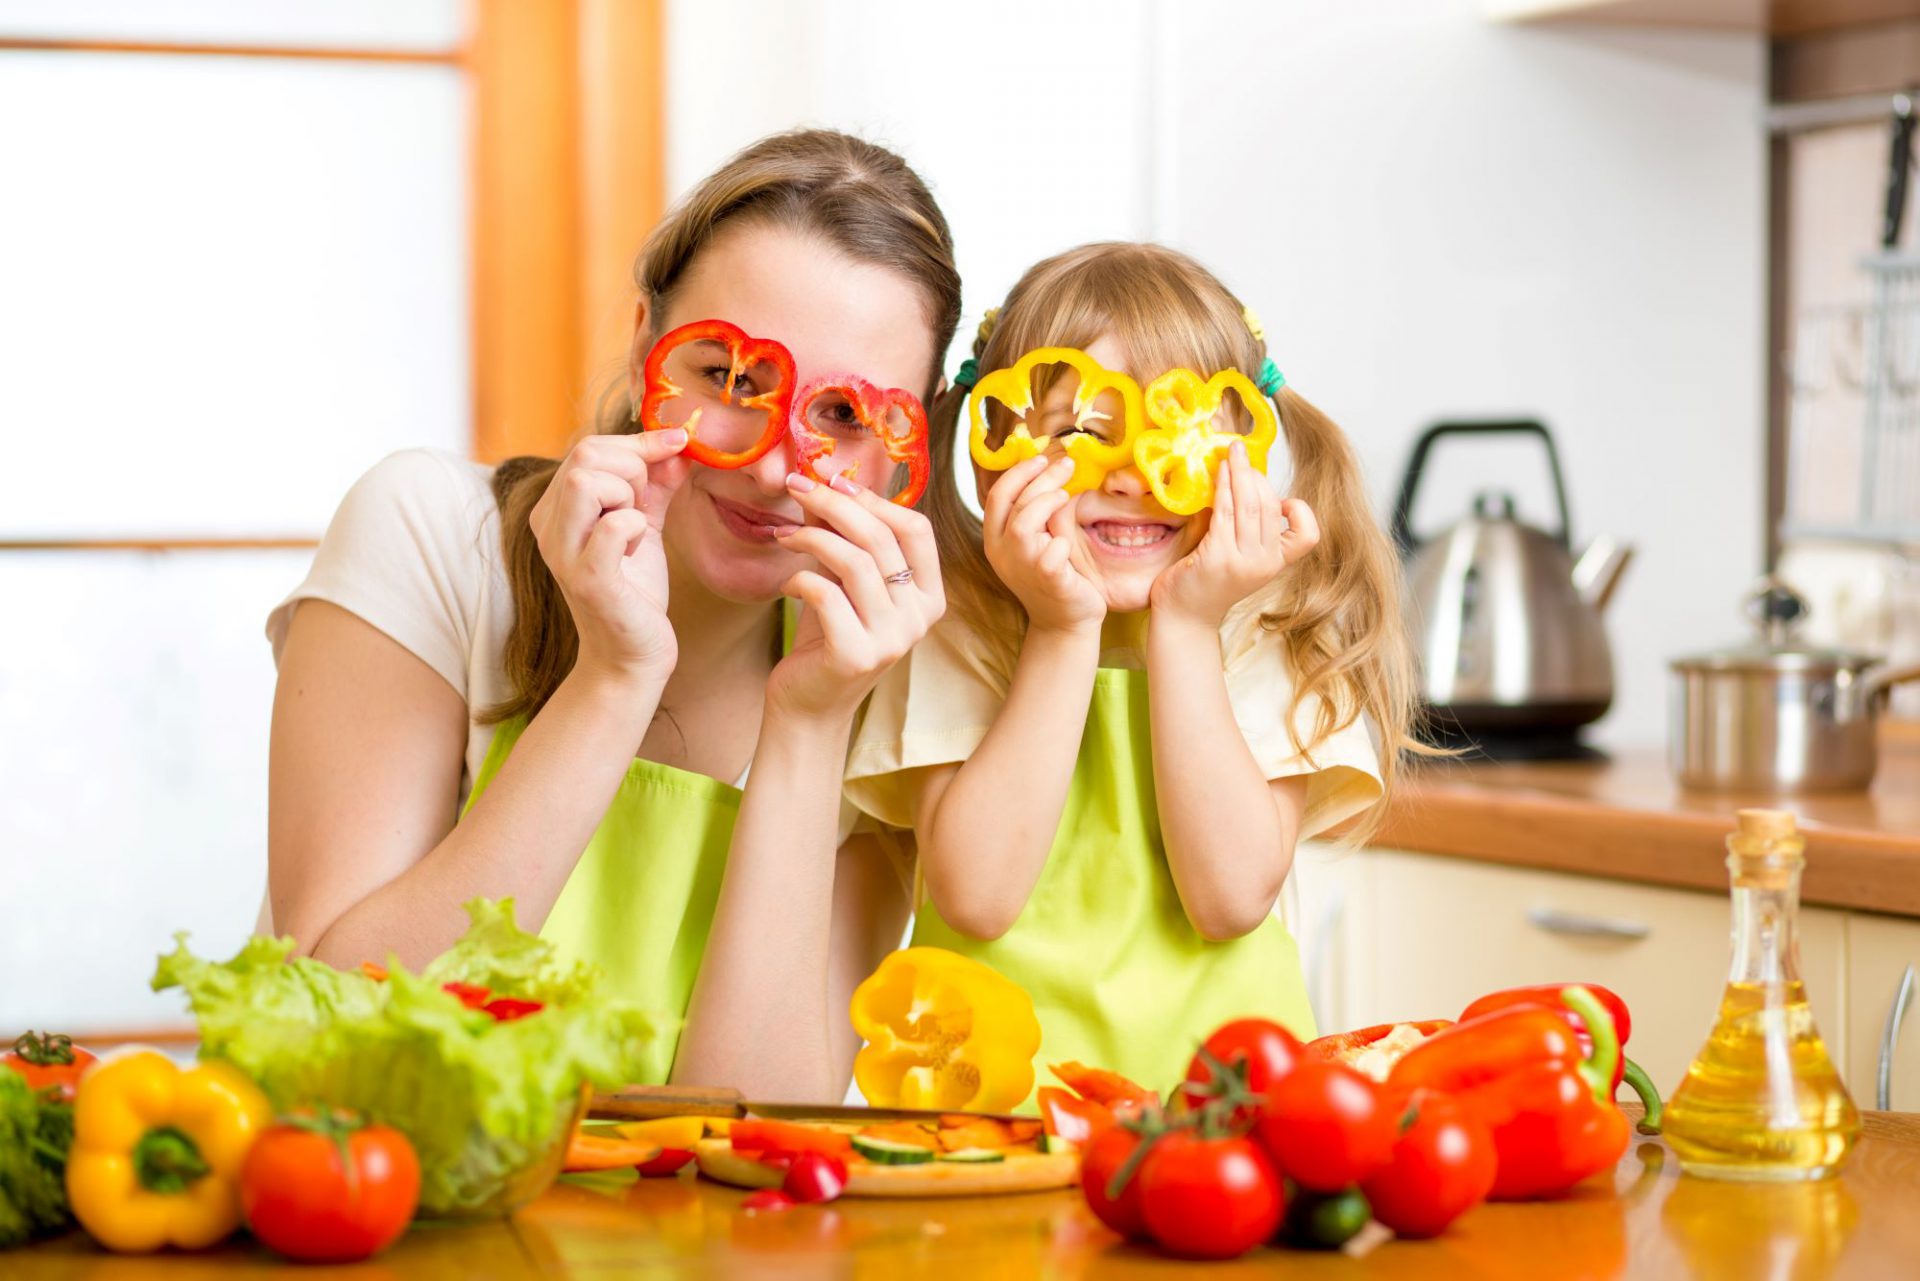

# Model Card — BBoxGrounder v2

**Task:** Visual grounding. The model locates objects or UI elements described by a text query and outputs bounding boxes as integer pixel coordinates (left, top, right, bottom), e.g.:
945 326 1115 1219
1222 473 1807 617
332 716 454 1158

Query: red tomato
1184 1018 1303 1115
1039 1087 1116 1146
781 1152 848 1205
1079 1125 1149 1240
3 1032 96 1102
1257 1060 1396 1192
240 1116 421 1263
636 1148 697 1177
1137 1131 1284 1261
1361 1091 1497 1238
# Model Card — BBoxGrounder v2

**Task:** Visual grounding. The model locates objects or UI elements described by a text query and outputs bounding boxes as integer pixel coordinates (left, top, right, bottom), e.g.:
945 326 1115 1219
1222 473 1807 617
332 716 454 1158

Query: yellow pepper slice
1134 368 1279 516
66 1049 271 1253
850 948 1042 1114
967 347 1145 494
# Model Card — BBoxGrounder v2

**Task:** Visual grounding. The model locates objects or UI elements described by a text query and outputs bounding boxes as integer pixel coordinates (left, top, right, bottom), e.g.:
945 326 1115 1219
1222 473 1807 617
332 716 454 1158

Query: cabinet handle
1525 908 1651 941
1877 964 1917 1112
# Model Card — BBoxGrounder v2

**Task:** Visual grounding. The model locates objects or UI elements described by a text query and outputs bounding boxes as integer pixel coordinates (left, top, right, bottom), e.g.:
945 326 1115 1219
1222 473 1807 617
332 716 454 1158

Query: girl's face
632 221 937 605
979 334 1211 615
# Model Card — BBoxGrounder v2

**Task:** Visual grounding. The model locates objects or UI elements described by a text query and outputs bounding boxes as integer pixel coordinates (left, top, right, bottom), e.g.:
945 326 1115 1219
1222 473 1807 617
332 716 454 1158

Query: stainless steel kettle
1391 421 1631 737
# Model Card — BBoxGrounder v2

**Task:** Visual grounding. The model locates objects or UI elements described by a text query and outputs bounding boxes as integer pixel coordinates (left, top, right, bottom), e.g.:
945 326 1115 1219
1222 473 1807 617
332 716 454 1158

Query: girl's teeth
1096 523 1171 548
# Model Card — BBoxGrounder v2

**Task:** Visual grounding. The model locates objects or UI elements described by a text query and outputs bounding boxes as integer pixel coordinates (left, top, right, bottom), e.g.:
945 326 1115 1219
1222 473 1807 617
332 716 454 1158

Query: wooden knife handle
588 1083 748 1121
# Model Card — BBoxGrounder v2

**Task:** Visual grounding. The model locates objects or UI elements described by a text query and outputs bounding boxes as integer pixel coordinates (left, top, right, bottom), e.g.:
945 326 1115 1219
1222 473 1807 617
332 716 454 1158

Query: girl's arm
272 431 689 968
1147 443 1324 940
911 454 1106 940
1146 612 1309 939
671 475 935 1100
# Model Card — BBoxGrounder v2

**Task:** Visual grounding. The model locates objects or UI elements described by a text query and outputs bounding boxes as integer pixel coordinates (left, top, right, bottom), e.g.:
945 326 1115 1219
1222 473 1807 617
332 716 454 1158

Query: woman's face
633 221 938 605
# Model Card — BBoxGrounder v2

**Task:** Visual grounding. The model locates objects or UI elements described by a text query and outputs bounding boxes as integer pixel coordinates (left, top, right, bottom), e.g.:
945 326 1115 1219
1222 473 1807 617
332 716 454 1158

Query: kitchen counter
1373 725 1920 916
15 1110 1920 1277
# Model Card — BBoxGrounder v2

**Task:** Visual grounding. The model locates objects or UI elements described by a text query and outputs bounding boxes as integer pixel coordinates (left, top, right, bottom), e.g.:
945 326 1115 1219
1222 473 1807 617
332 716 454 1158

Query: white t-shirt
267 448 516 809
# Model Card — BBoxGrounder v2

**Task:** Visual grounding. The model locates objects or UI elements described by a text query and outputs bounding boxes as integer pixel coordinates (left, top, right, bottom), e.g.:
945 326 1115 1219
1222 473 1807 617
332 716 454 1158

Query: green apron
460 607 791 1085
909 666 1317 1106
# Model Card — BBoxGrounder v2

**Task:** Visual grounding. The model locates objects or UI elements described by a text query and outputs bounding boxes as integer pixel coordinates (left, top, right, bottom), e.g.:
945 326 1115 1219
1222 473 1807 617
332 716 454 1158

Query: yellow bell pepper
66 1049 270 1253
968 347 1145 494
1134 368 1279 516
850 948 1042 1113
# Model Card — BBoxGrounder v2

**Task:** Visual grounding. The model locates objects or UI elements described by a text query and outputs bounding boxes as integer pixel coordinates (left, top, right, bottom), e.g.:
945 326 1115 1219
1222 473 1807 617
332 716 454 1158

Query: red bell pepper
1050 1062 1158 1112
640 319 797 470
1390 986 1630 1200
787 374 931 506
1458 984 1661 1133
729 1119 854 1163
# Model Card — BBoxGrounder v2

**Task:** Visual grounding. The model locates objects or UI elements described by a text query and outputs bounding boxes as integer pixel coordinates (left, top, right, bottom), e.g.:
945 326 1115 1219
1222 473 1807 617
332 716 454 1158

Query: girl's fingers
775 525 893 625
1210 452 1237 549
1277 497 1321 563
980 453 1053 532
1010 486 1074 542
1228 442 1263 554
782 570 868 664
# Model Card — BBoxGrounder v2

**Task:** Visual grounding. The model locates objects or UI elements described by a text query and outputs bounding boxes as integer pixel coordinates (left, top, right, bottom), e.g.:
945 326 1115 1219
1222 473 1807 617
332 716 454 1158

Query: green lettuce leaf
0 1072 73 1248
152 898 669 1216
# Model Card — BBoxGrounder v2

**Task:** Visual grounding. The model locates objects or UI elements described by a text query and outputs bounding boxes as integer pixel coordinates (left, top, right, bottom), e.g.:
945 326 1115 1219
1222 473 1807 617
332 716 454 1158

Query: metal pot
1669 581 1920 792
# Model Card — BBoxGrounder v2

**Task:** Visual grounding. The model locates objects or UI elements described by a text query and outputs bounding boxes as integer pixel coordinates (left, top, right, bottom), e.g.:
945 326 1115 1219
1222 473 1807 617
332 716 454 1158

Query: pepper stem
1560 985 1619 1102
134 1126 210 1195
1621 1057 1665 1135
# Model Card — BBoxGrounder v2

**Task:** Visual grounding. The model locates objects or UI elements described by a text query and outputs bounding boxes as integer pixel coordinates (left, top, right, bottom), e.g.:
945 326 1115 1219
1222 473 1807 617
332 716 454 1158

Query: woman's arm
1145 612 1307 939
912 624 1098 939
271 601 669 968
672 473 937 1100
272 431 688 967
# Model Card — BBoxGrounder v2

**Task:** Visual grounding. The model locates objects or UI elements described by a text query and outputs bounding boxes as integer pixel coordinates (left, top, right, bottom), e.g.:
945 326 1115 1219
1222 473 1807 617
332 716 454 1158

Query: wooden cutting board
693 1134 1079 1199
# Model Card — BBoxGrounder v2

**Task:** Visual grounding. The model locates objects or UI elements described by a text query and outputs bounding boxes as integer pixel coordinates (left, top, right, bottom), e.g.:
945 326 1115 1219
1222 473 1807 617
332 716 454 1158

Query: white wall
667 0 1767 748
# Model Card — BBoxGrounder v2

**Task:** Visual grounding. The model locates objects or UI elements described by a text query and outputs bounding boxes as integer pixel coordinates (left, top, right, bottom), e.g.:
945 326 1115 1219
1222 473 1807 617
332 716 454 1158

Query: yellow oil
1662 980 1861 1181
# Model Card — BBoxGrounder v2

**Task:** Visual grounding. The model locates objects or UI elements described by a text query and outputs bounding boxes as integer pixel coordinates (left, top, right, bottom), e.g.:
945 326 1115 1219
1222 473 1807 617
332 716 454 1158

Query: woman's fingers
775 525 893 625
582 506 653 575
813 476 947 603
545 466 641 557
782 570 869 667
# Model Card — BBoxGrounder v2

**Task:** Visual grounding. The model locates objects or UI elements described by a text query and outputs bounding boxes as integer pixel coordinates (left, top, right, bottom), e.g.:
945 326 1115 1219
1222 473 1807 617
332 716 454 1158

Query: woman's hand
767 473 946 723
1151 441 1320 627
529 429 692 684
983 454 1105 635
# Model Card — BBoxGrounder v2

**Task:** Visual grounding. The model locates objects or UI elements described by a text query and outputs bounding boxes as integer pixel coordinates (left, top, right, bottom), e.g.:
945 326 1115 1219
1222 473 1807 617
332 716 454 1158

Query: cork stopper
1735 809 1799 841
1727 808 1805 885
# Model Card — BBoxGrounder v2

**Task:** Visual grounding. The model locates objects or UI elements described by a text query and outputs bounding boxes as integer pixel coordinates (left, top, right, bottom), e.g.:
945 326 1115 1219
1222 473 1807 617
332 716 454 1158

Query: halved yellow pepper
1133 368 1279 516
66 1049 270 1253
967 347 1145 494
850 948 1041 1114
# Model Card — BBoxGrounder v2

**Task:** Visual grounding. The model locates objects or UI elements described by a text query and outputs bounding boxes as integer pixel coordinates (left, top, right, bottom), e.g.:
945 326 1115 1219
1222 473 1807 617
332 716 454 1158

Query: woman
265 130 961 1099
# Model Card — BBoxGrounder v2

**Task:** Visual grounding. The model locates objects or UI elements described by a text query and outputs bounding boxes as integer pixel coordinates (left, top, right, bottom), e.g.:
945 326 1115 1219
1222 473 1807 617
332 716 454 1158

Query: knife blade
587 1083 1027 1127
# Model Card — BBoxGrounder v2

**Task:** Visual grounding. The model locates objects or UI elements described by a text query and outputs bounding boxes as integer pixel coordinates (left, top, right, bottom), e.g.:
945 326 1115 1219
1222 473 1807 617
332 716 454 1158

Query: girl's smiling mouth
1085 519 1180 555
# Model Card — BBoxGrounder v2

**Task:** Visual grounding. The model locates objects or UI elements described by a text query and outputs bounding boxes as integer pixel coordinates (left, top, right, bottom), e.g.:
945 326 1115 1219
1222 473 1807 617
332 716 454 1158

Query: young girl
267 130 959 1100
845 242 1421 1099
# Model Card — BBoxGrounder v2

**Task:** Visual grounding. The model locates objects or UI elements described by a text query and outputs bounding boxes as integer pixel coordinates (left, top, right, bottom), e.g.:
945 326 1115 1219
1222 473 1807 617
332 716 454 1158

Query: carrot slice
937 1119 1017 1152
564 1133 663 1172
856 1120 940 1149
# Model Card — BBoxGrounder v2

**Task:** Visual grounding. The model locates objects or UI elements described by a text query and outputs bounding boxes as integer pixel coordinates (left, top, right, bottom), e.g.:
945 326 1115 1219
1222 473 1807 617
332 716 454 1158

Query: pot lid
1670 580 1883 675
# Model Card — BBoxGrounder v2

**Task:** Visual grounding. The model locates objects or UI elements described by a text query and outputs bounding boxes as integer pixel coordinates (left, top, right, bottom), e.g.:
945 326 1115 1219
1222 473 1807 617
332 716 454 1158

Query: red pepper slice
729 1120 854 1161
482 997 544 1022
787 374 931 506
441 981 492 1010
635 1148 697 1177
1037 1086 1115 1146
639 319 797 469
1049 1062 1158 1110
1302 1020 1454 1064
740 1189 796 1214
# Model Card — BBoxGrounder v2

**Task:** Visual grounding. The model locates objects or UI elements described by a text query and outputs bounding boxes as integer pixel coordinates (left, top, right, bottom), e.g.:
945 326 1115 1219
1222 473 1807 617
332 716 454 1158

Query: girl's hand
529 429 692 685
983 454 1105 634
768 473 946 723
1150 441 1321 627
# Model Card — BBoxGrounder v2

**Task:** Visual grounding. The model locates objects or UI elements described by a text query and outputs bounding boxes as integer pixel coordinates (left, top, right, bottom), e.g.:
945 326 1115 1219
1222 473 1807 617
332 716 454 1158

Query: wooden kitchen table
15 1112 1920 1279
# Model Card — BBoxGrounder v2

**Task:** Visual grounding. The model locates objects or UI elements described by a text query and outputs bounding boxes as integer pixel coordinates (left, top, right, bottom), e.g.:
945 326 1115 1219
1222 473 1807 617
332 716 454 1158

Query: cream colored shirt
844 613 1385 838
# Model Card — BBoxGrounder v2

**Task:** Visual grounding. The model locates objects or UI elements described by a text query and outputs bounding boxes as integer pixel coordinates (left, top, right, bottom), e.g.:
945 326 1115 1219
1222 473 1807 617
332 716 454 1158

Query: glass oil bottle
1663 809 1859 1180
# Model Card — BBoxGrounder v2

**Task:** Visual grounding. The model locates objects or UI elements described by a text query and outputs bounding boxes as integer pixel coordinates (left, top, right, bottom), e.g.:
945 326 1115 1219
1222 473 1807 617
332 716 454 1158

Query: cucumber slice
851 1135 935 1166
1040 1133 1080 1156
937 1148 1007 1164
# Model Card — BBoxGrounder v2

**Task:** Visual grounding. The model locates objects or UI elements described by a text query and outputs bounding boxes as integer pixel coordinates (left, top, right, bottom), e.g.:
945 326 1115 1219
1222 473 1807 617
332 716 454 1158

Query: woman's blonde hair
923 241 1427 837
484 129 962 723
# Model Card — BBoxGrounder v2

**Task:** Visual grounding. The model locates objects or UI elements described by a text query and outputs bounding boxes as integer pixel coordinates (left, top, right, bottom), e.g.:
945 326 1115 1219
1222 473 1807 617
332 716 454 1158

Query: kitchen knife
588 1083 1029 1126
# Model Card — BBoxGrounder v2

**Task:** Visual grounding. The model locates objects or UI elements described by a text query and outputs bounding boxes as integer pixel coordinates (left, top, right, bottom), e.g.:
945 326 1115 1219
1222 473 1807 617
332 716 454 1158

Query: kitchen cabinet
1485 0 1920 36
1307 848 1849 1094
1847 913 1920 1111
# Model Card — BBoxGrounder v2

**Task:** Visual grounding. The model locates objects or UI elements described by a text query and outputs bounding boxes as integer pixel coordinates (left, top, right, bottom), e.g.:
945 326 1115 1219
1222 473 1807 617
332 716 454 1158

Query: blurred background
3 0 1917 1033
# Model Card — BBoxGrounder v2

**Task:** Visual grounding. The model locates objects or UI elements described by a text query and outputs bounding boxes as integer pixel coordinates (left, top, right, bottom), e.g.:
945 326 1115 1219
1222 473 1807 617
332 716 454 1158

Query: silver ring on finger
883 568 915 587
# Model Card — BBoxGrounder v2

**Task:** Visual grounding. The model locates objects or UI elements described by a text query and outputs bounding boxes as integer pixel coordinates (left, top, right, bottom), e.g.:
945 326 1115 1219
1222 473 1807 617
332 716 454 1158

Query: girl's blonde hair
485 129 962 723
924 241 1426 838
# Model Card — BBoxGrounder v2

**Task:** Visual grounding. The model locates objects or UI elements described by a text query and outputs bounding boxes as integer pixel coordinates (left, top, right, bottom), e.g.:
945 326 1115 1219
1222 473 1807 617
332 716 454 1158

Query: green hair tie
955 357 981 391
1257 357 1285 397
